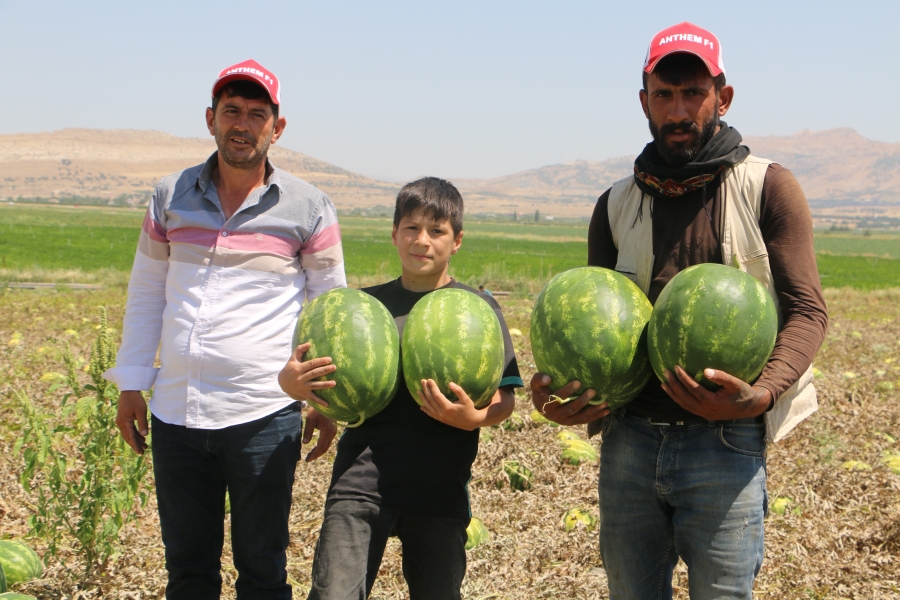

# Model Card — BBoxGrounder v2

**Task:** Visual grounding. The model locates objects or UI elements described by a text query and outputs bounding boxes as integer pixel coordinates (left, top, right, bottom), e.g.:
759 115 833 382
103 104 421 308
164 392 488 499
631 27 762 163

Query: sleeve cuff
102 366 159 392
499 376 524 389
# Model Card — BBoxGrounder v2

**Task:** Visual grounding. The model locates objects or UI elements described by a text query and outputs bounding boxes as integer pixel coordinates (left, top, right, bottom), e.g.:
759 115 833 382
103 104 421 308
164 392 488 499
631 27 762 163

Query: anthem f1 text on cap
643 22 725 78
211 59 281 105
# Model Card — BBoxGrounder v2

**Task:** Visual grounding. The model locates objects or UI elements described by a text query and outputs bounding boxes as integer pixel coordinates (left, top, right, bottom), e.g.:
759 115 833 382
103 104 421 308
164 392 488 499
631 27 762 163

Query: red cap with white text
643 22 725 77
211 59 281 105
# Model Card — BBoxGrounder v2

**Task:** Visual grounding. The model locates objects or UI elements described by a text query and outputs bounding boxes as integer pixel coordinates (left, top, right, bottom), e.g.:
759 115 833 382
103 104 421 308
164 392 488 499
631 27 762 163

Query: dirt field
1 286 898 599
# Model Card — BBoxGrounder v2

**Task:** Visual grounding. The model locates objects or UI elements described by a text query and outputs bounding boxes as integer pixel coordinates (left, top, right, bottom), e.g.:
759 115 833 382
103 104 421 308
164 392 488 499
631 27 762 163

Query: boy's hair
642 53 726 93
393 177 464 236
211 80 280 120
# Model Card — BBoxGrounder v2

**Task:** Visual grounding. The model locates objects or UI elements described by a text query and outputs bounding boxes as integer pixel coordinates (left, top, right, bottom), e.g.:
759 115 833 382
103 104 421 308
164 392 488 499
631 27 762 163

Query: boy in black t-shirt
279 177 523 600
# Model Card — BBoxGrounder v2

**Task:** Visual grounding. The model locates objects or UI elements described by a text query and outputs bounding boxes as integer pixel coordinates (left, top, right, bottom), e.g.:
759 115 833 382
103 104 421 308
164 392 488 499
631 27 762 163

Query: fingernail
141 430 148 436
705 368 715 377
586 390 595 399
541 375 549 384
573 381 581 390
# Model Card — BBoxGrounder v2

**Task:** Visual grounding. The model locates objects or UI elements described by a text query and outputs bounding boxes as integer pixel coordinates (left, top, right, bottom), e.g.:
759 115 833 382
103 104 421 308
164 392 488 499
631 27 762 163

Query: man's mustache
659 121 699 138
225 130 257 145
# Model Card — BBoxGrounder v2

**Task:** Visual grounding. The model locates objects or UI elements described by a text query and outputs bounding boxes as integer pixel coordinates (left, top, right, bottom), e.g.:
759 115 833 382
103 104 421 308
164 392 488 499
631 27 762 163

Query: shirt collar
196 151 283 195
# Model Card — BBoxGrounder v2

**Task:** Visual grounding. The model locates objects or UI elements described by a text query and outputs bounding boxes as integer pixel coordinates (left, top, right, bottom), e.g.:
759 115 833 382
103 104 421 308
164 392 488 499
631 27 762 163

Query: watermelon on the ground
0 594 40 600
402 288 504 409
465 517 490 550
562 508 597 532
647 263 778 390
530 267 653 409
0 562 6 593
561 439 598 465
503 460 533 491
0 541 42 585
293 288 400 427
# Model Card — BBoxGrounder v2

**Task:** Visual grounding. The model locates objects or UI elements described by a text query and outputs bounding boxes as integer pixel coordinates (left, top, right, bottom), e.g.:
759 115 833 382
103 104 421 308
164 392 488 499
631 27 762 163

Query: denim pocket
717 423 766 457
599 414 616 439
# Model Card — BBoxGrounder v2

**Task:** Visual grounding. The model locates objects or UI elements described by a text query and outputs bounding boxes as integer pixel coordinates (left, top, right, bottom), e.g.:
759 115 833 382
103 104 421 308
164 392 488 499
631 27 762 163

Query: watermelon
293 288 400 427
530 267 653 409
465 517 490 550
647 263 778 390
0 594 39 600
402 288 504 409
0 541 42 585
503 460 532 491
560 439 598 465
0 562 6 593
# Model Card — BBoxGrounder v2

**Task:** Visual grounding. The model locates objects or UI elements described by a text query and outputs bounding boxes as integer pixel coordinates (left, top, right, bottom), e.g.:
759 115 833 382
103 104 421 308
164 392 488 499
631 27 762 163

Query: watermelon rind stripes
402 288 505 410
530 267 653 410
647 263 778 390
293 288 400 426
0 540 42 585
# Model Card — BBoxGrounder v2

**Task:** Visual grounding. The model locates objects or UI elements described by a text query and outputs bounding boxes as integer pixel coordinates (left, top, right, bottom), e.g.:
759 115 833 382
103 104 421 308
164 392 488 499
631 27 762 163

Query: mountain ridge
1 127 897 217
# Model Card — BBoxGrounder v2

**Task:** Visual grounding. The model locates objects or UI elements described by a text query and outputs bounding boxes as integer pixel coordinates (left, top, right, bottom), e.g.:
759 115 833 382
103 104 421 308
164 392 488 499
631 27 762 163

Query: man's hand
529 373 610 426
418 380 515 431
662 366 772 421
302 407 337 462
116 390 149 454
278 342 336 408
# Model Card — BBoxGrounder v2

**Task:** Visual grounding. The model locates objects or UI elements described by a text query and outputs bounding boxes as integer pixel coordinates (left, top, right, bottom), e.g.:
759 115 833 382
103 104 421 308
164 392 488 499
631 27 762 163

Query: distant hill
1 127 897 218
458 128 900 212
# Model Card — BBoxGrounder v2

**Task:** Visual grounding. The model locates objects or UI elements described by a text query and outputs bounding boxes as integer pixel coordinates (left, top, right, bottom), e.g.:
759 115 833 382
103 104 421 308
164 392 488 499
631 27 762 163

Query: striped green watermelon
530 267 653 409
402 288 504 409
465 517 490 550
0 561 6 593
647 263 778 390
293 288 400 427
0 541 41 585
0 594 39 600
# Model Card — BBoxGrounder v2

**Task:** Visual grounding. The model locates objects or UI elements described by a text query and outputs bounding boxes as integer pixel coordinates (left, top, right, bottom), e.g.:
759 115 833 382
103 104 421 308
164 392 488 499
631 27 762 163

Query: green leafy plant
15 308 150 581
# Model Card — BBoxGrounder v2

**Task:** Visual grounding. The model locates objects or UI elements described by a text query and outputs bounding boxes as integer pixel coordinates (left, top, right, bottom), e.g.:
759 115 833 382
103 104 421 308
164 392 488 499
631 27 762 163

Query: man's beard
215 125 271 170
649 111 718 166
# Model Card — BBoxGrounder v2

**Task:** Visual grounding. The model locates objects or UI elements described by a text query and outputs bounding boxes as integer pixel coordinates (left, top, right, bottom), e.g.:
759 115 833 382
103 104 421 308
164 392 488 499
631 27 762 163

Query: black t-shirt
326 278 523 518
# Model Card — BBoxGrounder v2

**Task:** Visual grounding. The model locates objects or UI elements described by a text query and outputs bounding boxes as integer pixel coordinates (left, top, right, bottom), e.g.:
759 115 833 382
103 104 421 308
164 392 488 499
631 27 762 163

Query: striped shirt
104 152 347 429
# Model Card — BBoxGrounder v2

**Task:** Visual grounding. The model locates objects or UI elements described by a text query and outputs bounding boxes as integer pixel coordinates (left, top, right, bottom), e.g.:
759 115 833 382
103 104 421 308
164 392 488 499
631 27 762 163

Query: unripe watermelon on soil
0 541 42 585
648 263 778 390
0 594 39 600
465 517 490 550
402 288 504 409
293 288 400 427
530 267 653 409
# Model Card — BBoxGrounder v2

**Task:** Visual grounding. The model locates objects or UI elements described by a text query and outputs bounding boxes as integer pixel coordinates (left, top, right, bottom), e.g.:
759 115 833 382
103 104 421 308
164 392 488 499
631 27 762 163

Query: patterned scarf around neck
633 123 750 199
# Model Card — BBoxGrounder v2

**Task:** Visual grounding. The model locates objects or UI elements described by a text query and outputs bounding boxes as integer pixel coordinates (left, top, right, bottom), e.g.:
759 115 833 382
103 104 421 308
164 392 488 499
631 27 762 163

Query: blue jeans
307 499 469 600
598 411 767 600
151 403 302 600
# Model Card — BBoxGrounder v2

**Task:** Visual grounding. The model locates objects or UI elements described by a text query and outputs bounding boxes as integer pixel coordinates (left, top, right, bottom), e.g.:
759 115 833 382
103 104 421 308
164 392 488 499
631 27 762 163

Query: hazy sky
1 0 896 181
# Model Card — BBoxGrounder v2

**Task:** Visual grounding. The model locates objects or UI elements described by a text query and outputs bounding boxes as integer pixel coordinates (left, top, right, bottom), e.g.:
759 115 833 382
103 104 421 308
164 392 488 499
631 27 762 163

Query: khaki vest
607 155 816 443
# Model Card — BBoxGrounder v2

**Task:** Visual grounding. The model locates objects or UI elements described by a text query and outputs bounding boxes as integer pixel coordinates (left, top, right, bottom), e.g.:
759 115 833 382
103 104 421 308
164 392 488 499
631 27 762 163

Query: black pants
151 404 301 600
307 499 469 600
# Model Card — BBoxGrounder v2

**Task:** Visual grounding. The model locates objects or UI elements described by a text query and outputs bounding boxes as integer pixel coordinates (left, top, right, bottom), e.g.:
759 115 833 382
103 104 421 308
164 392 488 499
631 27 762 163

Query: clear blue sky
1 0 896 181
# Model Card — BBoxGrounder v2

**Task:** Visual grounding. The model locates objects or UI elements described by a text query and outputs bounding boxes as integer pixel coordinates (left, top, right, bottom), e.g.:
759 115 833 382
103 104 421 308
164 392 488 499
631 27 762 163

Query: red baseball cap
643 22 725 77
211 59 281 105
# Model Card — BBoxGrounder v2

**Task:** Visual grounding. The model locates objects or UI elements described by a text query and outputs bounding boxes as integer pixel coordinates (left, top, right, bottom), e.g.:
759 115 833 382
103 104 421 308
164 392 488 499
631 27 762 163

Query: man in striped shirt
105 59 345 600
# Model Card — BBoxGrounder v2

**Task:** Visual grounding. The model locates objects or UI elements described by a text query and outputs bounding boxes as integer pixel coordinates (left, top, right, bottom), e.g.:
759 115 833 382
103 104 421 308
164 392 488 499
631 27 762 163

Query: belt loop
708 420 717 428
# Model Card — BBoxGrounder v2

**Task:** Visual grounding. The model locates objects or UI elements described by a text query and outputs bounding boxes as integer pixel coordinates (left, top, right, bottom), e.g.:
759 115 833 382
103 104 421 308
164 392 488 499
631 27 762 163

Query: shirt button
221 231 228 237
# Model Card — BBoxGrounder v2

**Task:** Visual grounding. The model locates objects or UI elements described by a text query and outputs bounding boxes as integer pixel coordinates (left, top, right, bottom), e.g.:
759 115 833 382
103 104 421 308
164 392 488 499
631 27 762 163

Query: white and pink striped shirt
104 153 346 429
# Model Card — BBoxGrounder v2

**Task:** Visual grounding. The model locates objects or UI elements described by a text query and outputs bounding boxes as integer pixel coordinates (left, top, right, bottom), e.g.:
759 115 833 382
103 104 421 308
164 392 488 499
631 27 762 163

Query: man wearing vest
530 22 828 599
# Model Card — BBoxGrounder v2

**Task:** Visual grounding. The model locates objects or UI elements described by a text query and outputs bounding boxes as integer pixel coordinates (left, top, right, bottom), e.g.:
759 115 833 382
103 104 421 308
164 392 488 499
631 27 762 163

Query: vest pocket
614 264 638 284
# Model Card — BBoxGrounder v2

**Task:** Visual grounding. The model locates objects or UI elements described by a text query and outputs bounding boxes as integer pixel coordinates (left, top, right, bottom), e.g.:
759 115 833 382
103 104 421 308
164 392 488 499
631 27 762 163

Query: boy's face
392 209 463 282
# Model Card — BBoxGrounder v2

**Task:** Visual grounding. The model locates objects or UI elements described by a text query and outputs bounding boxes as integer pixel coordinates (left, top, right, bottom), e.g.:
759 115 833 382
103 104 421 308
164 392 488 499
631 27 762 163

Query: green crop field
1 204 898 290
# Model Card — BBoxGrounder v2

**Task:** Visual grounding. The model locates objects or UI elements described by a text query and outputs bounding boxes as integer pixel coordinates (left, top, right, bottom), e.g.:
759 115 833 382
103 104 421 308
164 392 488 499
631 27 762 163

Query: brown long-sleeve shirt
587 164 828 422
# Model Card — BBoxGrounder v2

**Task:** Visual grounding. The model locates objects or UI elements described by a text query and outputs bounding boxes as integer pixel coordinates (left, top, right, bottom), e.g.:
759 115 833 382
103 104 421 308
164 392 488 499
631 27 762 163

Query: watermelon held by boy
293 288 400 427
530 267 653 410
647 263 778 390
402 288 505 409
0 540 42 585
